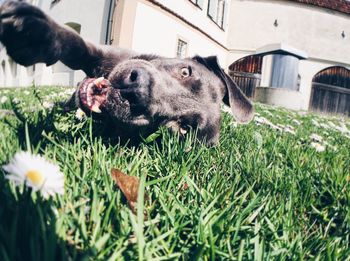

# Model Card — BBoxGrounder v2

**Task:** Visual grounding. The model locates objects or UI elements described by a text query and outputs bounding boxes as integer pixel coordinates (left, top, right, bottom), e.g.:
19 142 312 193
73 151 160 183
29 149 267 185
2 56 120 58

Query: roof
255 43 309 60
288 0 350 15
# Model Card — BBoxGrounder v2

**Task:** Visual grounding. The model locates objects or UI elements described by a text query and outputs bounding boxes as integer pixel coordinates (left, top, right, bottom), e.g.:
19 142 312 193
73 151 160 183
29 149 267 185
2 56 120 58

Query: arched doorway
228 55 262 98
309 66 350 116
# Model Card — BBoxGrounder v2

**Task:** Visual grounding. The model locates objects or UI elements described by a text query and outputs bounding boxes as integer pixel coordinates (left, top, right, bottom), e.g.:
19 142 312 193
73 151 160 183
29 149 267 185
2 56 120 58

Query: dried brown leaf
111 168 139 213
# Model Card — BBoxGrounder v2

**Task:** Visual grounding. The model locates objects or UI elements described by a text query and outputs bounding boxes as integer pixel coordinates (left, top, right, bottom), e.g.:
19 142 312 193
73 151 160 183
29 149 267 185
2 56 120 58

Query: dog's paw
0 1 60 66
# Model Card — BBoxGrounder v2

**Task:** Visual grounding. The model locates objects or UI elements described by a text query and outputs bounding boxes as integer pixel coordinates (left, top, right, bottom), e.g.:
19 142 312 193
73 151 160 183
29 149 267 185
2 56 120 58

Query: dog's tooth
94 77 105 88
87 95 92 106
91 104 102 113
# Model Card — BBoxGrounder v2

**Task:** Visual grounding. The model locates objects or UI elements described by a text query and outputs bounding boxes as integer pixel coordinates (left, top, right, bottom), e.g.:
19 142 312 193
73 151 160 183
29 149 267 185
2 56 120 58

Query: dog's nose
129 70 139 83
123 68 149 88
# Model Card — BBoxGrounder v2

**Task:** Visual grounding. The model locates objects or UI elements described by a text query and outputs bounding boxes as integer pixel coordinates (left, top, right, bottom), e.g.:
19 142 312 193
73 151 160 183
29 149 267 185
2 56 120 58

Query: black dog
0 1 253 145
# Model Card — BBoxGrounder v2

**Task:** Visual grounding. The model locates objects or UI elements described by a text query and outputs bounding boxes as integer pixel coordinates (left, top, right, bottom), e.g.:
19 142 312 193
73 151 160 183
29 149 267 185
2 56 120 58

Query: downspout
105 0 116 45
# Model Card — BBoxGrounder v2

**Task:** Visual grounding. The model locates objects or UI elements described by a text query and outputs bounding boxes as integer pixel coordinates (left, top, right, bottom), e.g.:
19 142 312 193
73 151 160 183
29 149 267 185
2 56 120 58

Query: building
1 0 350 115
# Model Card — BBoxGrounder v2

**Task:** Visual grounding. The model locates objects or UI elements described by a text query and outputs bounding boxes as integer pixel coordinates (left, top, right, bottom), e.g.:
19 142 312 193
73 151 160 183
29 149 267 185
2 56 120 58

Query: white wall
132 1 228 67
155 0 230 45
42 0 109 44
228 0 350 65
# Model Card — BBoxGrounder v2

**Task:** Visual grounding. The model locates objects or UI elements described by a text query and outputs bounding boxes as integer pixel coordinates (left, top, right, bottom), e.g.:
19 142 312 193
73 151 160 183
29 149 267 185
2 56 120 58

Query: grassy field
0 86 349 260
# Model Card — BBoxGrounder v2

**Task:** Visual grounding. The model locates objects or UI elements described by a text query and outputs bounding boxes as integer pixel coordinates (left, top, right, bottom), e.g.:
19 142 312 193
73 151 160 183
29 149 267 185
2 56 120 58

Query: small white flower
42 101 54 109
311 119 320 127
23 90 30 95
75 108 86 120
319 123 330 130
310 133 323 142
335 123 350 135
254 116 272 126
284 125 296 135
271 124 283 131
327 121 337 129
310 142 325 152
254 116 282 131
12 98 20 103
2 151 64 198
292 119 301 126
0 96 8 104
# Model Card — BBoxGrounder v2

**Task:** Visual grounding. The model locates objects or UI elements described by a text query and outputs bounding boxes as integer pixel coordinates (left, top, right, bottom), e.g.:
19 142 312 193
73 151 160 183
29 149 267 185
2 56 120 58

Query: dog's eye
180 66 191 78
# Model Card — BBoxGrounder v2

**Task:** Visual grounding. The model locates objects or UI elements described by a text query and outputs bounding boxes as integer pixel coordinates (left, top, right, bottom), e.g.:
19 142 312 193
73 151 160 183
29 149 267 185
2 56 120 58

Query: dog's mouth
77 76 151 128
78 77 110 113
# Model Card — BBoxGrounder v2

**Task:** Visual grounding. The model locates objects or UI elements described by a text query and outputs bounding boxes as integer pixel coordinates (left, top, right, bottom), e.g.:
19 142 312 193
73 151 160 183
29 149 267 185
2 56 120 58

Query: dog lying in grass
0 1 253 145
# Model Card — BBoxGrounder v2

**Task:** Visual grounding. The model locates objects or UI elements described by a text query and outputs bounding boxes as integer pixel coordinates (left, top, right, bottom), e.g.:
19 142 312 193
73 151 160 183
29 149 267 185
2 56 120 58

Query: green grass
0 86 349 260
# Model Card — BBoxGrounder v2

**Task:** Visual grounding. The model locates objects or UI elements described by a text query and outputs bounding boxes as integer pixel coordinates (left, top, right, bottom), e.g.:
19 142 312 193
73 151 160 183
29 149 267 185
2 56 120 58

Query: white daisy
42 101 54 109
310 142 325 152
0 96 8 104
309 133 323 142
2 151 64 198
284 125 296 135
319 123 330 130
327 121 337 129
75 108 86 120
291 119 301 126
311 119 320 127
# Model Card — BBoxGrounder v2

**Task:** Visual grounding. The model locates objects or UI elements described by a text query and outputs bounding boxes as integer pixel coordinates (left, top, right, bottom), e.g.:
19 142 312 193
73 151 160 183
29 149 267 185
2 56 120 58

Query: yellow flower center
26 170 44 186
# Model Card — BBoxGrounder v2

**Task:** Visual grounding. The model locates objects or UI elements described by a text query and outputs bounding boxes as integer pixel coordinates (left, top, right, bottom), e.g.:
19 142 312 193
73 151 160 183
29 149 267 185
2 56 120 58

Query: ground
0 86 349 260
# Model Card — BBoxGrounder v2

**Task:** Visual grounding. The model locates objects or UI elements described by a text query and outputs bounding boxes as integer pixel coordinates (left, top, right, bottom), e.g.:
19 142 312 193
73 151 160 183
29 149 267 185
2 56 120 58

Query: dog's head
73 55 253 145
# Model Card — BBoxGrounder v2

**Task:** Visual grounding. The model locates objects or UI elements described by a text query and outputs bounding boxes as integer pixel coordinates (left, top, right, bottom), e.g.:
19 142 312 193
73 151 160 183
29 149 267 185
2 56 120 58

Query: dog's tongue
79 77 110 113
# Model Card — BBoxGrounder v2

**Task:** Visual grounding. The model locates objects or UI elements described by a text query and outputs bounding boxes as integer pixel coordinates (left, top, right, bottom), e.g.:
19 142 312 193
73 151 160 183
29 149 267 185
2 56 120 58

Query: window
261 54 300 90
208 0 227 29
190 0 204 8
176 39 188 59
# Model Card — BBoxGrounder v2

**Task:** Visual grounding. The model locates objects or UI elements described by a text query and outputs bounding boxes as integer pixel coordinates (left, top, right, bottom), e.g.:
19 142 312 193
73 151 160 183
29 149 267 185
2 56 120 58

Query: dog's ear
193 55 254 123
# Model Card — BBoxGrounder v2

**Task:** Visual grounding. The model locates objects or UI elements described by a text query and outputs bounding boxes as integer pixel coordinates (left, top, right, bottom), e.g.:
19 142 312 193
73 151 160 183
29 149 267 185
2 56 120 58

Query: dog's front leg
0 1 133 77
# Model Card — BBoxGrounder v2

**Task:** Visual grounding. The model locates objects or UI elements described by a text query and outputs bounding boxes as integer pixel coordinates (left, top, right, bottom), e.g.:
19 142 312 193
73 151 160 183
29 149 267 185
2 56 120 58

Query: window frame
189 0 204 9
175 37 189 59
207 0 227 30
